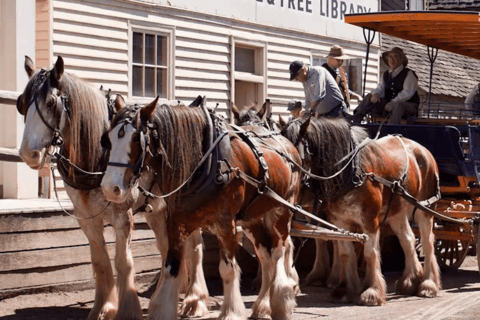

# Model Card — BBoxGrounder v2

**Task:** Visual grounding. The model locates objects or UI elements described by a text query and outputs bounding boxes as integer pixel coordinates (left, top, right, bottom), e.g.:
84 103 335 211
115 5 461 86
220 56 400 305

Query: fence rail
0 90 22 163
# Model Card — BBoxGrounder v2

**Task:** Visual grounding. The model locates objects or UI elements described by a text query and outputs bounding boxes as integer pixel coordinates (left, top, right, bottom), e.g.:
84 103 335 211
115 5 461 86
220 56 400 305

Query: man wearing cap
352 47 420 124
289 60 347 118
322 45 362 109
287 99 303 120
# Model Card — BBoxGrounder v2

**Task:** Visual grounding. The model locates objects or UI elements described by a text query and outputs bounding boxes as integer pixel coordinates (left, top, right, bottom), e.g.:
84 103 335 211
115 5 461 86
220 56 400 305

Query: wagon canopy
344 11 480 60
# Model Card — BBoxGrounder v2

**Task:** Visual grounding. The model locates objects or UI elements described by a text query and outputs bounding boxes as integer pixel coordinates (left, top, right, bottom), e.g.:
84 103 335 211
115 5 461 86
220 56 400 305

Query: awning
344 11 480 60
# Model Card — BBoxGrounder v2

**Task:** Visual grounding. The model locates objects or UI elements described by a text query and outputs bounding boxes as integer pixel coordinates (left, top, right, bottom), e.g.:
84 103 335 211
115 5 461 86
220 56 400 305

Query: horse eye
101 132 111 150
132 133 140 142
118 126 125 138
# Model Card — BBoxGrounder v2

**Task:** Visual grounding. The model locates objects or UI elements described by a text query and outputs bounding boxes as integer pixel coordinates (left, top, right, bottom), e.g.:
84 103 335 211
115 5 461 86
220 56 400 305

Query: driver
352 47 420 124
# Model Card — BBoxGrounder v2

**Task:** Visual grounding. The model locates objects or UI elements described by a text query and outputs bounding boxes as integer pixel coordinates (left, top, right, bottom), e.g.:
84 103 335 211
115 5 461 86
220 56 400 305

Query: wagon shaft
291 220 368 243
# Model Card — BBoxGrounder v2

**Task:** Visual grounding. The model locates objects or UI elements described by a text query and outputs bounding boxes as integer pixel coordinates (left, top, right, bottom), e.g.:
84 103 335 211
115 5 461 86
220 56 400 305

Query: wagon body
345 11 480 270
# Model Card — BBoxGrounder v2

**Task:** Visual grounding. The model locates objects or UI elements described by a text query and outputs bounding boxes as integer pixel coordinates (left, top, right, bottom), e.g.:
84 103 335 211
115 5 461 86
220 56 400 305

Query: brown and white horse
281 115 441 306
101 97 302 319
16 56 209 319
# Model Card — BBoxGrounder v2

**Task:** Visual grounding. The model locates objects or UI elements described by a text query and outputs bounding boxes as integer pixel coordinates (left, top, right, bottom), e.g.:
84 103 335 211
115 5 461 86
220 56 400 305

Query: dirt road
1 257 479 320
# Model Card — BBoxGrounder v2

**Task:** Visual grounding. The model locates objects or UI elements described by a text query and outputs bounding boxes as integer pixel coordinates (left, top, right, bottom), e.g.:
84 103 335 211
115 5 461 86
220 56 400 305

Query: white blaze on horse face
101 123 136 203
19 100 55 169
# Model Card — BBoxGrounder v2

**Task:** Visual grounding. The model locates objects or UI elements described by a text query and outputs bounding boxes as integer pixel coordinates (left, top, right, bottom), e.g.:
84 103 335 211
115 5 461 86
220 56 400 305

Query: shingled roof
382 34 480 98
426 0 480 10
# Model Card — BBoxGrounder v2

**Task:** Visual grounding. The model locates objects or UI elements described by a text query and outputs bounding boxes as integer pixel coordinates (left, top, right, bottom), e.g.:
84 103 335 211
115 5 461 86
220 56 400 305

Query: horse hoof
180 298 209 317
417 279 440 298
395 277 419 296
359 288 385 306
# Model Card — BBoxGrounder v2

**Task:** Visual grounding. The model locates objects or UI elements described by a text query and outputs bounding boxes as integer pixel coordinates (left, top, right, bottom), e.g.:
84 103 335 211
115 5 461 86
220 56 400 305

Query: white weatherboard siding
51 0 380 116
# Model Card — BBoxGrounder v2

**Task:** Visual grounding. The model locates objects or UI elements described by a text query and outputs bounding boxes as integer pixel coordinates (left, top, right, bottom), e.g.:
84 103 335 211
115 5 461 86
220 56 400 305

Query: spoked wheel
476 225 480 275
435 224 471 271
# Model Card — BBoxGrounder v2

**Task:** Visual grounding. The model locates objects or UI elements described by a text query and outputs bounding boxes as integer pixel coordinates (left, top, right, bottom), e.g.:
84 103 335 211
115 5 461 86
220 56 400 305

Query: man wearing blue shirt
289 60 347 118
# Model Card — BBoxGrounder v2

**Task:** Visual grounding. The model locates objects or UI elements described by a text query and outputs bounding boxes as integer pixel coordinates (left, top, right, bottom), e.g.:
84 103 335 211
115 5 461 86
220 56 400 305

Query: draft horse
16 56 209 319
281 115 441 306
101 96 302 319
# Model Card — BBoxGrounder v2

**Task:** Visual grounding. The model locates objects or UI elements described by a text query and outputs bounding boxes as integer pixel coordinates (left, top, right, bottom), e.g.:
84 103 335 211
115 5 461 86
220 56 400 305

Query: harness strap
138 131 229 200
228 165 368 243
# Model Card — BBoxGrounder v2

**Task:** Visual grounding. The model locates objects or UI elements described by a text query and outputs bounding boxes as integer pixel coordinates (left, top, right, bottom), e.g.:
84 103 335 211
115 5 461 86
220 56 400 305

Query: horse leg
243 227 273 318
78 216 117 320
180 229 210 317
216 224 247 320
147 229 184 320
415 211 441 297
359 230 387 306
112 209 143 320
284 235 301 295
330 240 361 304
306 239 332 286
269 237 297 320
388 213 423 295
327 241 341 288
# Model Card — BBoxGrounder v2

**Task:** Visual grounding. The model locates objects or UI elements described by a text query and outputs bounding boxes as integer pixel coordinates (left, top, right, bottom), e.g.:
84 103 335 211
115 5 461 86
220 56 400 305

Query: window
312 55 363 95
232 40 266 112
132 31 169 98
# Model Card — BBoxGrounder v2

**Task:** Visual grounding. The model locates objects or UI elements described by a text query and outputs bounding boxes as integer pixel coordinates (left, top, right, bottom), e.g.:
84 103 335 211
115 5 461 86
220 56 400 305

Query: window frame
129 22 175 102
230 37 267 112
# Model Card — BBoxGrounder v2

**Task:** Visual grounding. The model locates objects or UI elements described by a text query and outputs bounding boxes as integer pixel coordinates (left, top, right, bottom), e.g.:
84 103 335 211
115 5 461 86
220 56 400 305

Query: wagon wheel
476 224 480 275
434 224 471 271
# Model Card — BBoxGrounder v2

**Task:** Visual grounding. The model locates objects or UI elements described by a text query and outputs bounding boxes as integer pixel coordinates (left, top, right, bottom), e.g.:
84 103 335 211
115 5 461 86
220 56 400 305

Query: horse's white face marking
101 123 135 203
19 100 55 169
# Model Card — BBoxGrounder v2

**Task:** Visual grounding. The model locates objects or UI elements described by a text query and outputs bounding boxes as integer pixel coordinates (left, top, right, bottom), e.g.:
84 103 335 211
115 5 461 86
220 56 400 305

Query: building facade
0 0 381 199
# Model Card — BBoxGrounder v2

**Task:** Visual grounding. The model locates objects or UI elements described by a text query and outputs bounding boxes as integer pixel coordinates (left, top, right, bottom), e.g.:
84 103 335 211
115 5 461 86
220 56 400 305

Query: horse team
16 55 441 320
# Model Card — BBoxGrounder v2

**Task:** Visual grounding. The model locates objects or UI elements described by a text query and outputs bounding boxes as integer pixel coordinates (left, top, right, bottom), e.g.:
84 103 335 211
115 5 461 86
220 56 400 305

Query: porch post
0 0 38 199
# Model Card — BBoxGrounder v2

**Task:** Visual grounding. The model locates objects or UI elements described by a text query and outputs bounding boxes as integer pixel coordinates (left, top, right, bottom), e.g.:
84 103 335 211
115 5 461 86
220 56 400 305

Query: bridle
103 105 150 188
18 69 70 148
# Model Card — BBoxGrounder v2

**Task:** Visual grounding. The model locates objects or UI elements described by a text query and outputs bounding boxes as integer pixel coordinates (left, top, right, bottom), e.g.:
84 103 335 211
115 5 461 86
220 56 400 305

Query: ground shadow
0 306 90 320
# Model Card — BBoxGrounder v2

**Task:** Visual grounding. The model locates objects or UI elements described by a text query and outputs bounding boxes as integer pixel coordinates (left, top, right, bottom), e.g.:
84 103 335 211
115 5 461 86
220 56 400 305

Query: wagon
345 11 480 271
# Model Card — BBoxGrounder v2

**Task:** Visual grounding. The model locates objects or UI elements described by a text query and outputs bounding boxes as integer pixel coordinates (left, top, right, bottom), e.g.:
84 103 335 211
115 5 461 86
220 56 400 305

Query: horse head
230 99 281 131
17 56 108 174
101 96 156 203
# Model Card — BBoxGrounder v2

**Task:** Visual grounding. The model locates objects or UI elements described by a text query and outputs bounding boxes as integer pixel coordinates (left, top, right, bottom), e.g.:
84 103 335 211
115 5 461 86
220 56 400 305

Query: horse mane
59 73 108 177
283 115 369 200
117 102 207 206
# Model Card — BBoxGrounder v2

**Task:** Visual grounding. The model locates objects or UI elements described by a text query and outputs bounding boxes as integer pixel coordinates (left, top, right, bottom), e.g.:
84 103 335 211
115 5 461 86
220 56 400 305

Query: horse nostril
31 151 40 160
113 186 122 196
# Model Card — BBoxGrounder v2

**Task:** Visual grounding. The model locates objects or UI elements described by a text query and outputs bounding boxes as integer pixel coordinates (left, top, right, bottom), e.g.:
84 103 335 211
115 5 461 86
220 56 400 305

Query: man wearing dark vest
352 47 420 124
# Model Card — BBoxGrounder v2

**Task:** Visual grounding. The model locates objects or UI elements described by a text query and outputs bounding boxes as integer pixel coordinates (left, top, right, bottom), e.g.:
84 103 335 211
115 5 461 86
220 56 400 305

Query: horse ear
24 56 35 78
278 115 287 129
201 95 207 108
229 101 241 125
141 95 159 120
114 94 125 111
52 56 64 82
189 95 203 107
299 116 311 138
257 100 269 122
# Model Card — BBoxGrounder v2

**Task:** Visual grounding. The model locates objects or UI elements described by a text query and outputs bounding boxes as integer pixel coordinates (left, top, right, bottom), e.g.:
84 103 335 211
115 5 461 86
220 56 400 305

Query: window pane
145 67 155 97
145 34 155 65
235 47 255 73
157 36 166 66
157 68 167 99
133 33 143 64
348 59 362 93
133 66 143 96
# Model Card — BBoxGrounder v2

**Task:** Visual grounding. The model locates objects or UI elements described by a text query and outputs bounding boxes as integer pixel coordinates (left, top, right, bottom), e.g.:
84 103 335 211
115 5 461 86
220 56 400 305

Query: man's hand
371 93 380 103
385 101 395 112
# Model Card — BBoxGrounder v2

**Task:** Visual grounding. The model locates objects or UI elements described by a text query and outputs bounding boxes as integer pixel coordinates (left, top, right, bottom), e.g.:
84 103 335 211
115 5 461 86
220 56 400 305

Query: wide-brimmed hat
325 45 350 60
289 60 304 81
382 47 408 66
287 99 302 111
